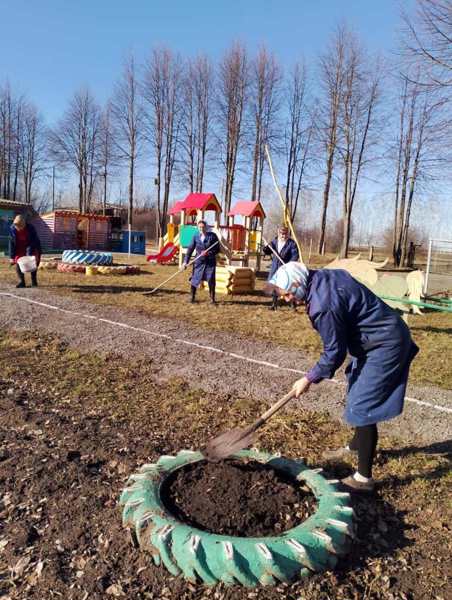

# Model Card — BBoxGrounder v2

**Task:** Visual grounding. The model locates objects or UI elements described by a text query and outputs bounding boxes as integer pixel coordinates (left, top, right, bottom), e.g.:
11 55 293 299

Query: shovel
202 389 296 461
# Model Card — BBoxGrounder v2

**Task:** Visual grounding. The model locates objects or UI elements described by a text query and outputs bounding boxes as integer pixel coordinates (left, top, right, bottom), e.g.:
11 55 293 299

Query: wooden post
179 209 186 268
256 216 264 271
368 245 374 261
244 216 251 267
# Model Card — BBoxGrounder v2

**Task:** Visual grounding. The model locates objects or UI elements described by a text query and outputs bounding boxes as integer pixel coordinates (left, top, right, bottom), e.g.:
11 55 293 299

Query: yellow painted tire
39 261 58 270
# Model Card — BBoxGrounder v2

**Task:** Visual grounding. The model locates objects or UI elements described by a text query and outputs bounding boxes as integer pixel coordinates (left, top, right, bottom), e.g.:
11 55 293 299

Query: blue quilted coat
305 269 419 426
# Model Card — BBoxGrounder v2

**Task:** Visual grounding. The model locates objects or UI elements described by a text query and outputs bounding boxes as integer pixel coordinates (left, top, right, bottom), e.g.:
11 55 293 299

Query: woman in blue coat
263 225 299 310
183 221 220 304
267 262 419 493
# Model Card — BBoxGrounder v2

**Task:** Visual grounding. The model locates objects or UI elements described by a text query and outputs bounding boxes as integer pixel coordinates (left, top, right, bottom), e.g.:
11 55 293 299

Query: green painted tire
119 449 355 587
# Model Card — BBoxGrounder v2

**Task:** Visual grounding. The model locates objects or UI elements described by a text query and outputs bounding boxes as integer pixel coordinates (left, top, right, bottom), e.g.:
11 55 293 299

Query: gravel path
1 285 451 445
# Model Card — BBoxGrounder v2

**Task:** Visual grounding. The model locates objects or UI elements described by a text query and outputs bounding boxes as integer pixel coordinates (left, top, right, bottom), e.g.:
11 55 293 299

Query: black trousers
16 264 37 286
349 424 378 478
191 284 215 301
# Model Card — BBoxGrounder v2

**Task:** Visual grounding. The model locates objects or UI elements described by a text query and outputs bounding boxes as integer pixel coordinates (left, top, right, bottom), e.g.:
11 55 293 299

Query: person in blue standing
183 220 220 304
263 225 299 310
266 262 419 493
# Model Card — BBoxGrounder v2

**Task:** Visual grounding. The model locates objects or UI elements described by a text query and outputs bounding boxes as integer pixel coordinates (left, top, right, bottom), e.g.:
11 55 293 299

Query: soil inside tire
161 458 317 537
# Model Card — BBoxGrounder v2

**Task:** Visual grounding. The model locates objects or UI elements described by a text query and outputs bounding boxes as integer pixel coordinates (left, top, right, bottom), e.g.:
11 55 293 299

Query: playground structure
147 242 179 264
222 200 266 270
206 265 256 295
162 193 266 275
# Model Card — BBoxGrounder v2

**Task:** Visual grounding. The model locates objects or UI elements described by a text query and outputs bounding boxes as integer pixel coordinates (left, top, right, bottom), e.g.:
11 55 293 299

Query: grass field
1 256 451 389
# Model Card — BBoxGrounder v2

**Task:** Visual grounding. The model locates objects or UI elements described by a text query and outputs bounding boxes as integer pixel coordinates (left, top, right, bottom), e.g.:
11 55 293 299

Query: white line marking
1 292 451 415
404 396 452 414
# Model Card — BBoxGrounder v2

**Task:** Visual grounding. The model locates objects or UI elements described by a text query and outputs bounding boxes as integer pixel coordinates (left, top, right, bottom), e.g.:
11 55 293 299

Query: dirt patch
161 459 317 536
0 330 451 599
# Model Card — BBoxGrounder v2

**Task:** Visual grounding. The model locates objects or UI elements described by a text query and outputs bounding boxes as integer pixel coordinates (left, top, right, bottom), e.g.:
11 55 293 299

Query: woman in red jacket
9 215 42 288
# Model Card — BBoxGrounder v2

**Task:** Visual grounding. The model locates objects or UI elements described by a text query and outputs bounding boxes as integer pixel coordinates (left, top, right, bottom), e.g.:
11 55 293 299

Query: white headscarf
268 262 309 301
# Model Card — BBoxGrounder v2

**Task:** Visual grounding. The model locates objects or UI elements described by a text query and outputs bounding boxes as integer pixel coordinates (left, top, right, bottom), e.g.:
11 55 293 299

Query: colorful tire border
120 449 355 587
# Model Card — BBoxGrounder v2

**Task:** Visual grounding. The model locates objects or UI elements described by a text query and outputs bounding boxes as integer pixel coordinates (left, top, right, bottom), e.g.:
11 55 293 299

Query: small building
33 210 112 252
111 230 146 255
0 199 37 255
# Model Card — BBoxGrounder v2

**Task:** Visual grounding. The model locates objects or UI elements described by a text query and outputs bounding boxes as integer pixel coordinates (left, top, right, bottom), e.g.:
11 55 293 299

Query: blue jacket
9 223 41 259
184 231 220 287
305 269 418 426
264 238 299 279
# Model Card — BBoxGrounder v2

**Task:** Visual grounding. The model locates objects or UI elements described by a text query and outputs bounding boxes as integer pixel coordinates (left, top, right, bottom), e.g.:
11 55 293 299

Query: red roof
168 200 184 215
228 201 266 219
180 193 221 213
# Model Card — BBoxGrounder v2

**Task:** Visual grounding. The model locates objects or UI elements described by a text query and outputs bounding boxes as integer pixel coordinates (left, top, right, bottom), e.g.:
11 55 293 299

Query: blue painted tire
61 250 113 266
120 449 355 587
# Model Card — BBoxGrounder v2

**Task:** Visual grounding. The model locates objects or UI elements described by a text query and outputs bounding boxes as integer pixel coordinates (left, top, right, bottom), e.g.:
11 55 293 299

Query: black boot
209 285 216 305
31 271 38 287
189 285 196 303
15 264 26 288
269 291 278 311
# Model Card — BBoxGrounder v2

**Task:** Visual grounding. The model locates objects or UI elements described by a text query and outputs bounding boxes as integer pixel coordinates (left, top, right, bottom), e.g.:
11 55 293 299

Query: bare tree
180 55 213 193
0 82 24 200
49 88 100 213
143 47 183 237
337 43 383 257
284 62 316 222
112 56 144 227
98 102 118 214
317 26 347 253
249 47 282 201
391 73 450 266
20 102 46 204
217 42 249 213
403 0 452 88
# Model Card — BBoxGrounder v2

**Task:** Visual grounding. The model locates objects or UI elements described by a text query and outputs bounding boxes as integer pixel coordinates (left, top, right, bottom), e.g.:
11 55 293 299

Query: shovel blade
202 428 255 461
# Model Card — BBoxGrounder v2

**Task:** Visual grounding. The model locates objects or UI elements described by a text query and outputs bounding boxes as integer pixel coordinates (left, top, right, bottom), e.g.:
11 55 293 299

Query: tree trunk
128 156 134 228
318 158 334 254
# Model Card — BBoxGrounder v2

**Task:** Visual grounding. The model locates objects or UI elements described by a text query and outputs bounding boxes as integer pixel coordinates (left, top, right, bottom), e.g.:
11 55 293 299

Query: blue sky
2 0 411 124
6 0 448 241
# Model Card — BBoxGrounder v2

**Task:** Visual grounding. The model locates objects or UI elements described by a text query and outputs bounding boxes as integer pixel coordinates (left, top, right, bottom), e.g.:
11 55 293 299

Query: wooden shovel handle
240 390 297 438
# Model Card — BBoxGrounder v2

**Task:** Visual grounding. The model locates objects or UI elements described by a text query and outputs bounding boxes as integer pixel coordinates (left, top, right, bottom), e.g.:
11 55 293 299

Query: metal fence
424 239 452 295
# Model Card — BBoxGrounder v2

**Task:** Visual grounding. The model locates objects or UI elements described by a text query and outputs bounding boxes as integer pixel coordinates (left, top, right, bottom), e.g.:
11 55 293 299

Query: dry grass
1 255 451 389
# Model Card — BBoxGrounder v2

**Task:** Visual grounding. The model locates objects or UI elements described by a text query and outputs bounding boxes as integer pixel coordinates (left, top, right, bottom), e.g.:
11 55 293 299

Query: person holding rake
183 220 220 304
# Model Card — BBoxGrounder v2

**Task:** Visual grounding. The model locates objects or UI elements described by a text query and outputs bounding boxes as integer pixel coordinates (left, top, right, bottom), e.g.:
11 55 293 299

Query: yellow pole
264 144 303 262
